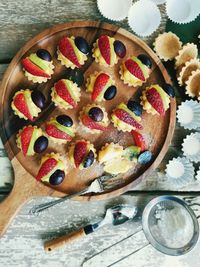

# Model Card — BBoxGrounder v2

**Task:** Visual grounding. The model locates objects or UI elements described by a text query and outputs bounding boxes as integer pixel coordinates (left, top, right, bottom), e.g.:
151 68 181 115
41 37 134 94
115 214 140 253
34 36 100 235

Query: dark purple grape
114 40 126 58
83 150 95 168
163 83 175 97
31 90 46 109
138 151 153 164
137 54 152 69
36 49 52 62
65 68 84 87
34 136 48 153
88 107 104 122
56 115 73 127
74 36 90 55
104 85 117 100
49 169 65 185
127 100 142 116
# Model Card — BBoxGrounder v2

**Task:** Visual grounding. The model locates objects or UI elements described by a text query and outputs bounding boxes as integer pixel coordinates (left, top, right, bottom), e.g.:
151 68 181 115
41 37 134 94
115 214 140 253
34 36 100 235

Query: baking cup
97 0 132 21
196 167 200 181
182 133 200 163
165 157 195 188
185 69 200 100
175 43 198 69
166 0 200 24
128 0 161 37
177 58 200 86
150 0 166 4
176 100 200 130
153 32 182 61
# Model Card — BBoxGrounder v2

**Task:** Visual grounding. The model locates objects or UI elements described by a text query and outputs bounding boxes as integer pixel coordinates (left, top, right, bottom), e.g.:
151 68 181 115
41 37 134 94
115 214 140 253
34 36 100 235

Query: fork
29 175 124 215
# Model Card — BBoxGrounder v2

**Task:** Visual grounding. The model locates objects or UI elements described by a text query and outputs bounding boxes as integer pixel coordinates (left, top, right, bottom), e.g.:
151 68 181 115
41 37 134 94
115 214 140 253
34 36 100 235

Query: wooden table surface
0 1 200 266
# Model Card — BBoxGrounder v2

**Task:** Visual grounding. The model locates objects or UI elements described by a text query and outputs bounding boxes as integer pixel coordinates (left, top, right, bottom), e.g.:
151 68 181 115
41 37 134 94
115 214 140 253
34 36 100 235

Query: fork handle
30 188 89 215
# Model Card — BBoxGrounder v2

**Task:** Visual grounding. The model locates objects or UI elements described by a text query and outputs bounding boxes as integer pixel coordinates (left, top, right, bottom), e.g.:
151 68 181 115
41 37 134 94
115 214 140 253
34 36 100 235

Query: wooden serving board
0 21 176 236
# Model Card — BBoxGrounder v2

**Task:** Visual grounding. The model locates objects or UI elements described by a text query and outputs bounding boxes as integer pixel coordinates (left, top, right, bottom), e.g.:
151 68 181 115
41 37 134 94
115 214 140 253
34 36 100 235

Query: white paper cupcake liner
97 0 132 21
196 167 200 181
166 0 200 24
128 0 161 37
182 132 200 163
176 100 200 130
165 157 195 188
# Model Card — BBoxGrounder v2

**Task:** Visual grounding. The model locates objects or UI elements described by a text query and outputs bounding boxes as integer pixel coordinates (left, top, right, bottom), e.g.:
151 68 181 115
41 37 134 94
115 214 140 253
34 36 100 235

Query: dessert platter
0 21 176 234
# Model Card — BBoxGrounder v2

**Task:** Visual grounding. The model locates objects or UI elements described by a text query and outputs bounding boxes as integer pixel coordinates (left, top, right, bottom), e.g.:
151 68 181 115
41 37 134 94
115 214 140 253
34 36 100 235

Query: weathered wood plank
0 1 167 61
0 194 199 267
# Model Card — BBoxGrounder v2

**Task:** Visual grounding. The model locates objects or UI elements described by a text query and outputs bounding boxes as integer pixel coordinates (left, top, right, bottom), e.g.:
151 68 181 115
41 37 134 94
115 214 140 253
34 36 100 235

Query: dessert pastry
57 36 90 69
51 79 81 110
175 43 198 69
177 58 200 86
131 130 146 151
120 54 152 87
36 153 66 185
45 115 75 144
141 84 171 116
86 71 116 102
79 104 109 133
92 35 126 67
153 32 182 61
98 143 134 175
22 49 54 83
111 101 143 132
11 89 46 121
16 126 48 156
185 69 200 100
68 140 96 169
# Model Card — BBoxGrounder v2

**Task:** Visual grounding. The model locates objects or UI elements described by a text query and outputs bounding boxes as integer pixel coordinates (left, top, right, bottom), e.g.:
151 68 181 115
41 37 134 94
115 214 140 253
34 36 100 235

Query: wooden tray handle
0 158 52 237
44 228 86 252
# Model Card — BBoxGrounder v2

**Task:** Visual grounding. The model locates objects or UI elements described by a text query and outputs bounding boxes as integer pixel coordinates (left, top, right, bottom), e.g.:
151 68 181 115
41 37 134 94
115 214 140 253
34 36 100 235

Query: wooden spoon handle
44 228 86 252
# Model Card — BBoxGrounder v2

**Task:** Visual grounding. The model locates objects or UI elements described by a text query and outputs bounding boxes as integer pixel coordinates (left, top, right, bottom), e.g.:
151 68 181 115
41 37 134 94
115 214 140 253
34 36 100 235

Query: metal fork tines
29 175 124 216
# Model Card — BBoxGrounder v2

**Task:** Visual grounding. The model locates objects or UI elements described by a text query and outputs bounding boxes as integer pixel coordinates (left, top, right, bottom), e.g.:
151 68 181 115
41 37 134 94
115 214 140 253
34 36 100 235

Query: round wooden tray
0 21 176 236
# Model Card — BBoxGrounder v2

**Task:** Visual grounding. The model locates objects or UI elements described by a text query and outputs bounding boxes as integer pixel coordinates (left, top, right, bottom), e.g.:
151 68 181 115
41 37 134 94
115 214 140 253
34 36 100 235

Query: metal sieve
142 195 199 256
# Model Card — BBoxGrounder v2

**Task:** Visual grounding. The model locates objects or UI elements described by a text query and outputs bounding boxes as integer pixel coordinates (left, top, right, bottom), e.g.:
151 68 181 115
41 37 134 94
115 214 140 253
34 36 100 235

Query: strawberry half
36 158 58 181
125 59 145 81
131 130 146 151
58 37 81 68
91 73 110 101
98 35 111 65
74 141 87 168
114 109 143 130
45 124 72 141
13 93 33 121
54 80 77 108
146 87 165 116
82 114 109 131
22 58 50 78
20 126 34 156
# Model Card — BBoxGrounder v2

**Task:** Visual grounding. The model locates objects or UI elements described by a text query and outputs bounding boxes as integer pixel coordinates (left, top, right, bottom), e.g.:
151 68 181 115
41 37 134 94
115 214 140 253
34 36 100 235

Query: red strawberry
54 80 77 108
82 114 109 131
13 93 33 121
131 130 146 151
91 73 110 101
146 87 165 116
22 58 50 78
58 37 81 68
114 109 143 130
20 126 34 156
98 35 111 65
74 141 87 168
36 158 58 181
125 59 145 81
45 124 72 141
